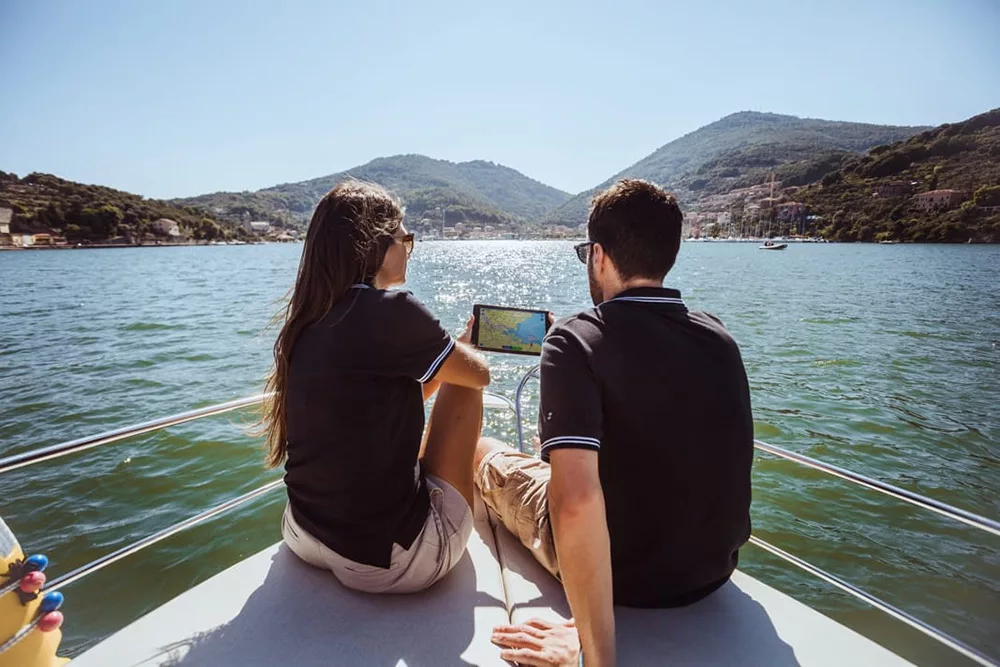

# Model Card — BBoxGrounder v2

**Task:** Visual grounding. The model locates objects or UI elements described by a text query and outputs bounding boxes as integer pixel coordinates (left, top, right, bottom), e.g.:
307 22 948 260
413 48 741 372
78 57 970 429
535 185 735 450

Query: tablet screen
473 305 548 356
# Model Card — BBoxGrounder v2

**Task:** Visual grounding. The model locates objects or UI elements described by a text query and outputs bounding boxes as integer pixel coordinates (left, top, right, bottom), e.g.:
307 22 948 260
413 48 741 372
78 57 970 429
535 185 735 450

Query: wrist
579 642 614 667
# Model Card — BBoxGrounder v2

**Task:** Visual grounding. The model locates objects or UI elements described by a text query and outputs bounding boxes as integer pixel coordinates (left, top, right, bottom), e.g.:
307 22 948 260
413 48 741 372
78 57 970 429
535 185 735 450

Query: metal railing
46 479 285 592
509 364 998 665
512 364 999 538
747 535 992 666
0 394 268 475
0 391 515 476
752 440 999 537
3 371 998 666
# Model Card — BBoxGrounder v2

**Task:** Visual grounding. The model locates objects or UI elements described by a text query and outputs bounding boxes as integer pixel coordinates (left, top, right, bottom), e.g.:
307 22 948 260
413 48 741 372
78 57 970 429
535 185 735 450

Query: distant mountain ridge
173 155 571 231
7 110 994 245
539 111 928 226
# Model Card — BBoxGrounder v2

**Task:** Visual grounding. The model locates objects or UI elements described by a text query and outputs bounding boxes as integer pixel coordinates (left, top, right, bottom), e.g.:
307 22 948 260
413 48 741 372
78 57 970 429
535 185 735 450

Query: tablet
471 304 550 356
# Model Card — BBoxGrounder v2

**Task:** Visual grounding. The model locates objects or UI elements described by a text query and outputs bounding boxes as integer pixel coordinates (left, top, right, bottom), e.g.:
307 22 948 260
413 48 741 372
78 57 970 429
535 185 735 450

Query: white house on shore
1 207 14 245
152 218 182 237
246 221 271 234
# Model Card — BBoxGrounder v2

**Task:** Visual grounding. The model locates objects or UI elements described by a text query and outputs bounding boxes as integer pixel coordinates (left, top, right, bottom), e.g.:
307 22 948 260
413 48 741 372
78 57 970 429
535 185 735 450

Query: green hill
539 111 926 226
794 108 1000 242
174 155 571 233
0 171 250 242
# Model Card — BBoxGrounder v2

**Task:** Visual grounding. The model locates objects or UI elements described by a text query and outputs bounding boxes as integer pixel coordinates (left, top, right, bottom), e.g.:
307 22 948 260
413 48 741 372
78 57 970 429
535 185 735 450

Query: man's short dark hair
588 179 683 280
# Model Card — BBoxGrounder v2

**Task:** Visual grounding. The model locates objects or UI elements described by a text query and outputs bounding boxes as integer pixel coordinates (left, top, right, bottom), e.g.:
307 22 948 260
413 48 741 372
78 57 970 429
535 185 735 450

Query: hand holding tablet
471 304 552 356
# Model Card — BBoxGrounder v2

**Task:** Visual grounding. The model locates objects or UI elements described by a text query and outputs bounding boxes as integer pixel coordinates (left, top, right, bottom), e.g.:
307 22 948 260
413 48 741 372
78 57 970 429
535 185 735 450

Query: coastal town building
246 220 271 234
0 207 11 245
914 189 967 211
152 218 182 237
9 232 54 247
873 182 913 198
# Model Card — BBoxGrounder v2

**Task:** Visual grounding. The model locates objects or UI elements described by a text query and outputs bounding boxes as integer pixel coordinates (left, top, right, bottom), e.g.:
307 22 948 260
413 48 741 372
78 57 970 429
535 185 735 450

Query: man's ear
593 243 605 270
593 243 612 276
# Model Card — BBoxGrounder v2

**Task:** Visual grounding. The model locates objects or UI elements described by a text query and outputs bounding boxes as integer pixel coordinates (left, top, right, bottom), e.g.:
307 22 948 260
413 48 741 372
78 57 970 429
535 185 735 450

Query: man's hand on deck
492 618 580 666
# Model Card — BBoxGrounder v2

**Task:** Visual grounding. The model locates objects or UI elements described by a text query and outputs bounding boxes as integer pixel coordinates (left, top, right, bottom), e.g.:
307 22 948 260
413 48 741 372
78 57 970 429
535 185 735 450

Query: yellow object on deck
0 517 69 667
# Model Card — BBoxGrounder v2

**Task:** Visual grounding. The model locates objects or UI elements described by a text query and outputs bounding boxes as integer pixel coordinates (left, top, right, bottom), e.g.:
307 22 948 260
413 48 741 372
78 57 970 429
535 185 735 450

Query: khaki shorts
476 449 560 579
281 474 474 594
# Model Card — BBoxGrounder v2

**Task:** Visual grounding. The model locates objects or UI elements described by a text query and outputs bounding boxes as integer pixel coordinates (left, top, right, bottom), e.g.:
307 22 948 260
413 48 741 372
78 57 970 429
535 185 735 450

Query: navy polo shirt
538 286 754 607
284 285 455 568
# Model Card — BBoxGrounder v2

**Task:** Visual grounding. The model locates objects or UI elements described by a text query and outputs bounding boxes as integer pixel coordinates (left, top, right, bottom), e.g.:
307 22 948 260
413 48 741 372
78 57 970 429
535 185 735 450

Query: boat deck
72 494 913 666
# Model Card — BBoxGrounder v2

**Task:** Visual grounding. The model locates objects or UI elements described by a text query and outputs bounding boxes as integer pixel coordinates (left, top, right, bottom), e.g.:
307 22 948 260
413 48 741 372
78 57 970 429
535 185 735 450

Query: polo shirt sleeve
383 291 455 383
537 322 602 462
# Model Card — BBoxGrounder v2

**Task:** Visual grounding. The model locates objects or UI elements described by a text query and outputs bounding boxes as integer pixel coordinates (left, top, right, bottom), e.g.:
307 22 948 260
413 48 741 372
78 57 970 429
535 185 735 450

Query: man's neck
604 277 663 302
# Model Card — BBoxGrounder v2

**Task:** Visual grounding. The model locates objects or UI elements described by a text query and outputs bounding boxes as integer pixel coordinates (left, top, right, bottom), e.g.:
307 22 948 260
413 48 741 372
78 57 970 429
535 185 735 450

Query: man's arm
492 320 612 667
491 448 614 667
549 448 615 667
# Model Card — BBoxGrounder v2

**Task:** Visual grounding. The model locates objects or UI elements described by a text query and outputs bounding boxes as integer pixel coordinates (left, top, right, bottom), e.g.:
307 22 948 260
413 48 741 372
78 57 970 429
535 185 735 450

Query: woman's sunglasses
395 233 415 257
574 241 595 264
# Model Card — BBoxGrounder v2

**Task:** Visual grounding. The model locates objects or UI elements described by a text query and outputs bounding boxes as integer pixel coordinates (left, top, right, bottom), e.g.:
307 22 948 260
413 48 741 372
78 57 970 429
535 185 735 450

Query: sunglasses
574 241 595 264
395 233 415 257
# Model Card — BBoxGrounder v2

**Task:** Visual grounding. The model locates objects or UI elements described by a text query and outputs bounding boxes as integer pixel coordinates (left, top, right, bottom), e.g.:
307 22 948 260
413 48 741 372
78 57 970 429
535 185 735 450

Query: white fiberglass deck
72 494 913 667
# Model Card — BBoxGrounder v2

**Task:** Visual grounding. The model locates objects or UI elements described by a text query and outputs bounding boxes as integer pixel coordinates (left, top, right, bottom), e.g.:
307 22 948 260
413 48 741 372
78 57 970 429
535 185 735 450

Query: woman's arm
424 315 489 396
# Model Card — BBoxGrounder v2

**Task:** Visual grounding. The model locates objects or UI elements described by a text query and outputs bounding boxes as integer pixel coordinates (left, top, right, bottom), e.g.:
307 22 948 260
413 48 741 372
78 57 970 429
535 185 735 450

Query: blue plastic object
24 554 49 573
39 591 63 613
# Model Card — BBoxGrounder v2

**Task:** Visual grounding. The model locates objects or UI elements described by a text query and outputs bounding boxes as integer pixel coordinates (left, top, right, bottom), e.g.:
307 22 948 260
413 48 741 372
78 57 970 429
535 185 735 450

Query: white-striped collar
600 287 686 308
608 296 685 304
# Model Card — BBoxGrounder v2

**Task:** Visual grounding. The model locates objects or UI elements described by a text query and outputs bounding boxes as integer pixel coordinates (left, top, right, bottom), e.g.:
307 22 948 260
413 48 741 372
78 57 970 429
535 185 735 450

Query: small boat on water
1 368 996 667
759 242 788 250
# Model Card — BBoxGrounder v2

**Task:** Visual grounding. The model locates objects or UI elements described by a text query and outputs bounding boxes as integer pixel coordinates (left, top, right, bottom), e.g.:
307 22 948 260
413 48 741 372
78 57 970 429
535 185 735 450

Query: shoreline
0 242 277 251
1 238 995 251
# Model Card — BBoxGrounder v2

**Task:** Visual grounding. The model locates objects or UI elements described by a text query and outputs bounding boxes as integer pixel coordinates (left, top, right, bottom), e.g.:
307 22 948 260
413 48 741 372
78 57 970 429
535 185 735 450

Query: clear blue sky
2 0 998 199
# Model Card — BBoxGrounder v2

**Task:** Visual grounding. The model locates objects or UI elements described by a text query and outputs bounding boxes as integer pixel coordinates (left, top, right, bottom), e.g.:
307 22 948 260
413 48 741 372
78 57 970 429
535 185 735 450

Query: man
476 179 754 666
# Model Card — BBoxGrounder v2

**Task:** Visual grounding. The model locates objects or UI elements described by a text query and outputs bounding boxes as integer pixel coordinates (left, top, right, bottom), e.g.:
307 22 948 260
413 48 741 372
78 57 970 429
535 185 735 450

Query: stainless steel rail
0 394 269 475
754 440 1000 538
45 479 285 593
749 535 997 667
6 368 998 665
513 364 541 452
510 366 999 538
0 391 515 476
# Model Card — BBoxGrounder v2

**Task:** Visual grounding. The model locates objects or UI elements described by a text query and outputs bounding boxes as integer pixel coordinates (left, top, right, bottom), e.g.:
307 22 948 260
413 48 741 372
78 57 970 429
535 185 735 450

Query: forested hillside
540 112 925 226
795 108 1000 242
0 172 247 242
174 155 571 232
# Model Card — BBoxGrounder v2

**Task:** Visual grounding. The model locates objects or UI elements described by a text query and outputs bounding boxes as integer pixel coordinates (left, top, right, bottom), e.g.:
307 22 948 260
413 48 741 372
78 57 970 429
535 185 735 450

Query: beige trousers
282 474 473 594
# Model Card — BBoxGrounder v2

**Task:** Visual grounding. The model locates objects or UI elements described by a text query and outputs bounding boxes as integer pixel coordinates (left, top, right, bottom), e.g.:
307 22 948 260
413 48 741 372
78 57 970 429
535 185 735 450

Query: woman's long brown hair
261 180 403 467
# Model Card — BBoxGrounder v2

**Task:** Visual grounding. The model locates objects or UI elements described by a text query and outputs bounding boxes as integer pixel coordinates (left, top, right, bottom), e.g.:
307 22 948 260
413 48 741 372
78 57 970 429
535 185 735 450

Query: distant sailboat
759 174 786 250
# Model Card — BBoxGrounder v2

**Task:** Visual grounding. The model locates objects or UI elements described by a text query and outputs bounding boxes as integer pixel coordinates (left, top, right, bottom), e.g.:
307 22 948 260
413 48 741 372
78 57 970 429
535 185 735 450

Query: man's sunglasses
395 233 415 257
574 241 595 264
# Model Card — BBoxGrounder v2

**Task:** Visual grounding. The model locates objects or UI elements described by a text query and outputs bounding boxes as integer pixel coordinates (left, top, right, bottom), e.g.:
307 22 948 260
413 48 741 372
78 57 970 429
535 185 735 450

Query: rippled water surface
2 242 998 664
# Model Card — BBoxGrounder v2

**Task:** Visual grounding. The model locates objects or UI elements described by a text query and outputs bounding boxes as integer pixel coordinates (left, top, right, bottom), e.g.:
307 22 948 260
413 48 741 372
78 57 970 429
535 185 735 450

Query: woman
261 180 490 594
